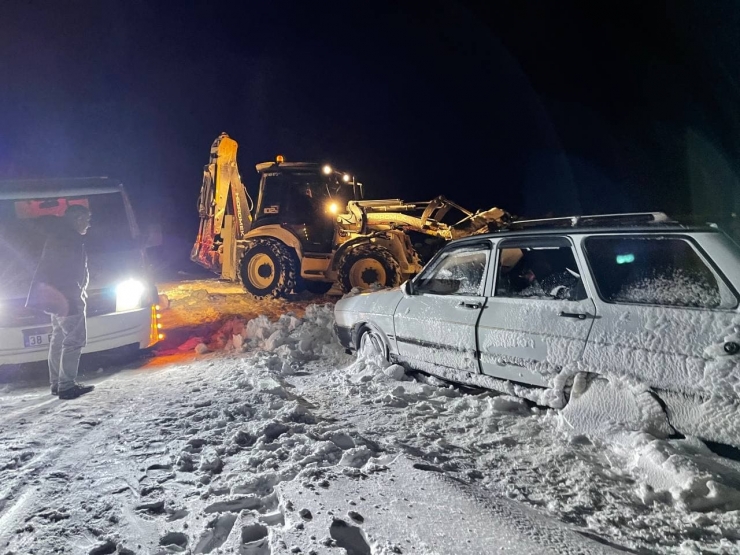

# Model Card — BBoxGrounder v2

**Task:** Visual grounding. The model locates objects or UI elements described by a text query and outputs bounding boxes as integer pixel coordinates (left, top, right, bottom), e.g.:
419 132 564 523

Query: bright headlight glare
116 279 146 312
327 202 339 214
322 164 332 175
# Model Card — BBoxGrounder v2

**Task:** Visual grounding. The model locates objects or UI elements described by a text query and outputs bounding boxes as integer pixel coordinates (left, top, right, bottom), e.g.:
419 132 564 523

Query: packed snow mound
609 433 740 513
561 376 674 438
195 304 350 368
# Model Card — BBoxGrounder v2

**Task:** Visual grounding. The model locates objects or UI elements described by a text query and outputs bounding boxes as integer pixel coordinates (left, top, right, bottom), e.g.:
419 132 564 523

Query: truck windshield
0 192 136 298
259 171 357 220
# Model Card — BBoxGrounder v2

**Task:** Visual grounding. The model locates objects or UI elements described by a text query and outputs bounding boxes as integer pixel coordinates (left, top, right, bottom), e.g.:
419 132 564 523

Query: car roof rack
505 212 677 231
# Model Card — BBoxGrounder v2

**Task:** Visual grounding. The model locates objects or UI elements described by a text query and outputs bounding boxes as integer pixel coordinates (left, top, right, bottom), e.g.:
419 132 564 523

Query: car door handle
458 301 482 309
558 311 593 320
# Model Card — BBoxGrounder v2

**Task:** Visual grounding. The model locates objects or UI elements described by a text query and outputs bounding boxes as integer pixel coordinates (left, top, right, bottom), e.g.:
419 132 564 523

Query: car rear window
583 236 730 308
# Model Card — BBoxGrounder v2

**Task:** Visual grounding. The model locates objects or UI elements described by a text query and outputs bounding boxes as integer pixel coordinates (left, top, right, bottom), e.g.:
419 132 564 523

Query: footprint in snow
241 523 271 555
88 539 116 555
194 513 237 554
186 437 208 452
329 519 371 555
136 499 166 515
412 462 443 473
160 531 188 549
204 496 262 513
146 463 175 482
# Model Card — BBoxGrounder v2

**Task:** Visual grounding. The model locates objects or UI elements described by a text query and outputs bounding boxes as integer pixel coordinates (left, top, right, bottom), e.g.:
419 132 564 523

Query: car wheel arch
354 322 391 360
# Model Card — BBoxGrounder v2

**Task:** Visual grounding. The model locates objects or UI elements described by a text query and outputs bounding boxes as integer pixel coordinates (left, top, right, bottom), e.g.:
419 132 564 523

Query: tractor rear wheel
239 238 299 298
338 244 401 293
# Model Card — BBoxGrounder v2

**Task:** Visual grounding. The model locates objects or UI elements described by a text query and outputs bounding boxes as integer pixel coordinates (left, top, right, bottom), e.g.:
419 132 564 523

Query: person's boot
51 384 58 395
58 383 95 399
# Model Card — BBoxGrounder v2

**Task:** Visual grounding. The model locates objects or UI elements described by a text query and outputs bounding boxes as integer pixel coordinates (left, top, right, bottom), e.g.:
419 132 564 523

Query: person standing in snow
26 204 95 399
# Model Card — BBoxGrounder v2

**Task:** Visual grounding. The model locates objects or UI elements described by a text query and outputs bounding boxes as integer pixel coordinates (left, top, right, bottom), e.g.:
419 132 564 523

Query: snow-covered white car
335 213 740 447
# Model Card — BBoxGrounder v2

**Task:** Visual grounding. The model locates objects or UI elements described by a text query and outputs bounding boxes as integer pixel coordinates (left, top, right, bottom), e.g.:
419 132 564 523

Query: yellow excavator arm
192 133 253 274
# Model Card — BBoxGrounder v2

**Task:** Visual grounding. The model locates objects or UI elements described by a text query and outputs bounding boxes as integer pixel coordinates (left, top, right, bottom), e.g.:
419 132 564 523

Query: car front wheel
357 326 388 364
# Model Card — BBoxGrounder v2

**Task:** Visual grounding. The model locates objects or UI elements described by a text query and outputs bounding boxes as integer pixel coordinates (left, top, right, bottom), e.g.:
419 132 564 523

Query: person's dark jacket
28 225 88 316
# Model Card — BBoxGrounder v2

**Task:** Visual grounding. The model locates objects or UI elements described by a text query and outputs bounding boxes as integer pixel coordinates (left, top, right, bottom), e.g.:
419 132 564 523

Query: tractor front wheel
338 244 401 293
238 239 299 298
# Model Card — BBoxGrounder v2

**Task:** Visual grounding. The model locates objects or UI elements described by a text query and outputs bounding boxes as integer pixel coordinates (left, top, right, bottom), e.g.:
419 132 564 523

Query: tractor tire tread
238 238 299 299
338 244 401 293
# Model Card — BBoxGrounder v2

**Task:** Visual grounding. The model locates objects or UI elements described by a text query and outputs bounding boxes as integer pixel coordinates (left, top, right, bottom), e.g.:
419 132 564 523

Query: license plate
23 327 52 348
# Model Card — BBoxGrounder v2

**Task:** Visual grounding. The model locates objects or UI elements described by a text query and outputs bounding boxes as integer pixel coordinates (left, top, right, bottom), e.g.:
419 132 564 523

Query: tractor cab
254 160 361 253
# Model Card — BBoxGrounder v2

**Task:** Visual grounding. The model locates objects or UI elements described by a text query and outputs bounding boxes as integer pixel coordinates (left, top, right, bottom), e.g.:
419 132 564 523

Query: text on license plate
23 327 52 348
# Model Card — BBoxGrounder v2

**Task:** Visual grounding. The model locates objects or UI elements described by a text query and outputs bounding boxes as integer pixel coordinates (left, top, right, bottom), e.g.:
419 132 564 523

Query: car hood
335 287 404 316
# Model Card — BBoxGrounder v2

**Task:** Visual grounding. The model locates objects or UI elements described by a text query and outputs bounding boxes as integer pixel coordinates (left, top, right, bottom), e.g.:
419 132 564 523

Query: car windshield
0 192 136 298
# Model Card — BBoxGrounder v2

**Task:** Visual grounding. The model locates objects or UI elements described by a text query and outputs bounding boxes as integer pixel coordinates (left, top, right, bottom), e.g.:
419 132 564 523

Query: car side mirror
402 280 415 296
143 224 163 248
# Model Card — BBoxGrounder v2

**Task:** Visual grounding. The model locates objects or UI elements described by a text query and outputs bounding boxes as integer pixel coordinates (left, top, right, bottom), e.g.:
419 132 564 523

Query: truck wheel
338 244 401 293
239 238 299 298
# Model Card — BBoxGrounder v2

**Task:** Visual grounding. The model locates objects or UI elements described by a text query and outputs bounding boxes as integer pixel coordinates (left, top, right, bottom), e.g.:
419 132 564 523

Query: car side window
414 245 490 296
584 236 733 309
495 244 587 301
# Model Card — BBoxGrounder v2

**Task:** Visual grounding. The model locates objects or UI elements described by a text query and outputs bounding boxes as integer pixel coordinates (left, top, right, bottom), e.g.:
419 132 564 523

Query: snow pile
217 304 740 513
197 304 350 371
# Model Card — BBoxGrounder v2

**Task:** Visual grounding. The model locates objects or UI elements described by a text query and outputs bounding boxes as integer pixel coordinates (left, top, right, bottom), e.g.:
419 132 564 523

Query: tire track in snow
0 385 119 552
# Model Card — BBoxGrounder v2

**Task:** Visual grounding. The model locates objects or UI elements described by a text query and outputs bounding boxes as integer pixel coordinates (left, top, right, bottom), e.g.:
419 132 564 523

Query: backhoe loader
191 133 509 298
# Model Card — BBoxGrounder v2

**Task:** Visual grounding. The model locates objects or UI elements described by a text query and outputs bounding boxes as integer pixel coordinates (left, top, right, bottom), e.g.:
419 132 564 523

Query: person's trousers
48 312 87 391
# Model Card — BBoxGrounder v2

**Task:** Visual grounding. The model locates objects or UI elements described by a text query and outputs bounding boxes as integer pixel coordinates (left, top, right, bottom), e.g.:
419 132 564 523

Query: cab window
414 245 490 296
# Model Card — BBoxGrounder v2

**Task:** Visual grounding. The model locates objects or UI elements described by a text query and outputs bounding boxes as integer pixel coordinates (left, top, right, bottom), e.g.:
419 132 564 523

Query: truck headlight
116 279 146 312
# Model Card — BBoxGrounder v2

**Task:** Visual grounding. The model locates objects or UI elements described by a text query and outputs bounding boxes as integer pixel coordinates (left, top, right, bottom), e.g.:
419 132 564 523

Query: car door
478 236 596 386
578 233 738 393
394 242 491 373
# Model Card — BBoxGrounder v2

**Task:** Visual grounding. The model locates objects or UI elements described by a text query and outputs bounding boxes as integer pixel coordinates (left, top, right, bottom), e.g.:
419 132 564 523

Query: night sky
2 1 740 267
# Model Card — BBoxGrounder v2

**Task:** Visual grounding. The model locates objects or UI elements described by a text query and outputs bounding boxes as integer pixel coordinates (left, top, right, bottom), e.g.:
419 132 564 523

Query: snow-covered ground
1 279 739 554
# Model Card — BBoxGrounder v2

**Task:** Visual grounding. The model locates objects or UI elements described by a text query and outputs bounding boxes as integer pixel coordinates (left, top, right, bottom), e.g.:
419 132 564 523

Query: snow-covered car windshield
415 246 490 295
